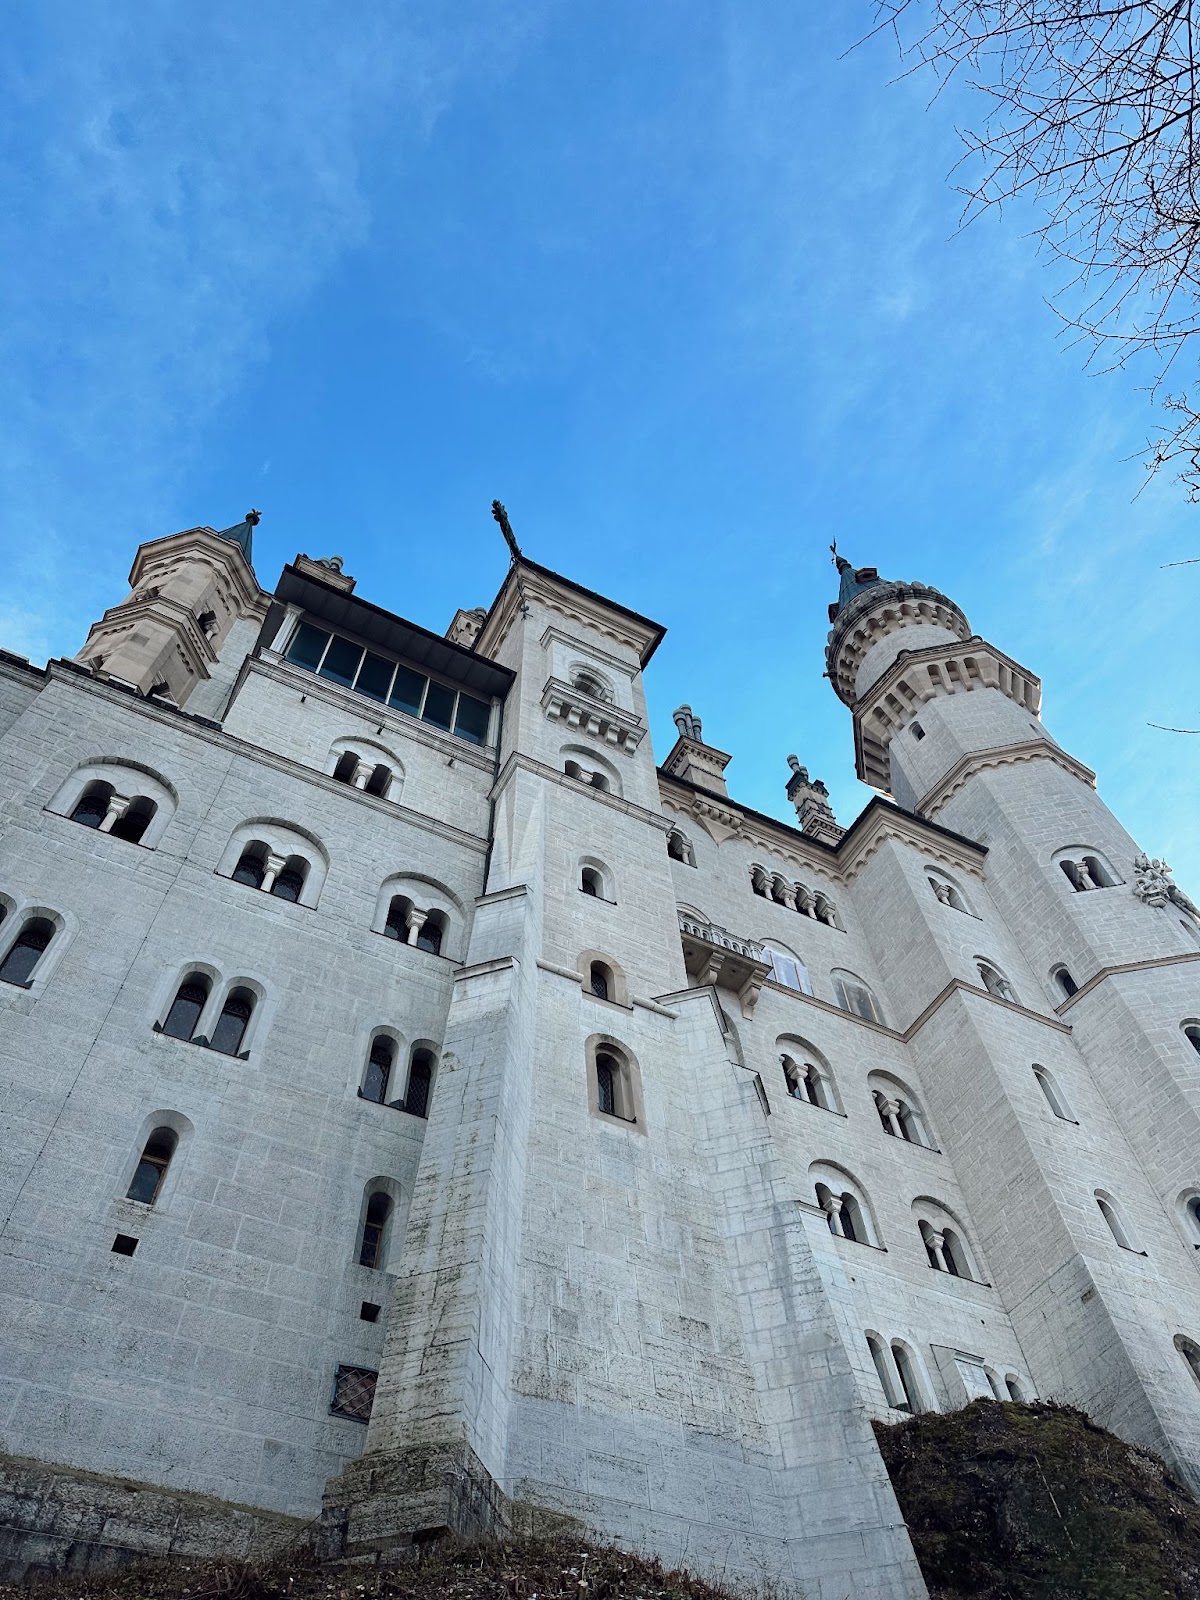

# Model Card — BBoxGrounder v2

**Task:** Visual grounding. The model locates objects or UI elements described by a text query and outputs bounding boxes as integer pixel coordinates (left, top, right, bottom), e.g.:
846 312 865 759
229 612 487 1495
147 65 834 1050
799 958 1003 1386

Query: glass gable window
284 623 493 745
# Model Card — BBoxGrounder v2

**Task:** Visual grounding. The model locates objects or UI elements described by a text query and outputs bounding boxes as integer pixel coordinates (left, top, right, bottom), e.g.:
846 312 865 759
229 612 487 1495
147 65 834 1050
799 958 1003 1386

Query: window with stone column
217 821 327 908
48 760 177 849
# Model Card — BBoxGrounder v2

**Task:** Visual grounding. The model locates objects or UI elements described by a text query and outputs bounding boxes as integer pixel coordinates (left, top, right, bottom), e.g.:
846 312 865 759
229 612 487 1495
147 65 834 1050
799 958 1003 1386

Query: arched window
872 1088 929 1145
588 1040 640 1125
667 829 694 866
813 893 839 928
271 857 307 902
333 751 359 784
1096 1191 1139 1251
365 764 390 797
781 1053 837 1111
359 1192 393 1269
1057 851 1120 892
110 798 157 844
416 910 445 956
918 1217 974 1279
70 781 113 829
0 918 55 987
589 961 611 1002
162 973 210 1041
596 1053 617 1114
405 1048 434 1119
573 671 607 700
832 970 881 1023
210 987 254 1057
384 896 410 941
891 1343 929 1413
866 1334 905 1410
977 961 1016 1003
927 872 968 913
126 1127 178 1205
232 846 267 890
750 866 770 897
1052 965 1079 1000
362 1036 394 1105
581 866 601 897
766 948 814 994
812 1168 878 1245
1183 1022 1200 1057
1005 1374 1029 1402
1032 1064 1074 1121
1185 1195 1200 1247
1175 1335 1200 1391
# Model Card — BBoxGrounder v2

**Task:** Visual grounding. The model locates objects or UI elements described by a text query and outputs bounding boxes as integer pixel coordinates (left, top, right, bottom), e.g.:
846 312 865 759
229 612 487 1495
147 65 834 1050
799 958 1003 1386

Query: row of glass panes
285 622 492 745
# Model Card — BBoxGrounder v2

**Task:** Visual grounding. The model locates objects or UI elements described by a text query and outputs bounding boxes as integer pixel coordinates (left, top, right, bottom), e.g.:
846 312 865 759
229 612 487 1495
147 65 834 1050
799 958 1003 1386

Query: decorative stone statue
313 555 345 574
672 705 703 741
1132 851 1174 907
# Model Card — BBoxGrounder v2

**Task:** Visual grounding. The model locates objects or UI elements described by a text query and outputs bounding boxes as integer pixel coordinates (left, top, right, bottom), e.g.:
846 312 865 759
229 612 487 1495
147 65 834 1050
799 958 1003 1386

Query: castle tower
826 555 1200 1488
75 513 267 712
321 543 926 1598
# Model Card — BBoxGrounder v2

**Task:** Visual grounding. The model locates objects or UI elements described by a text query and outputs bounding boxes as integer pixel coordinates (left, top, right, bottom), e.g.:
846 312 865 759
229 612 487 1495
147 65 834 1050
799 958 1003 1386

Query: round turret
825 558 971 708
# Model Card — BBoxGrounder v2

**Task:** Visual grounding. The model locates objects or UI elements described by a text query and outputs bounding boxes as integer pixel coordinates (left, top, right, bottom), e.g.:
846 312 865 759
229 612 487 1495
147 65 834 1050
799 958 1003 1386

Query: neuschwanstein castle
2 511 1199 1599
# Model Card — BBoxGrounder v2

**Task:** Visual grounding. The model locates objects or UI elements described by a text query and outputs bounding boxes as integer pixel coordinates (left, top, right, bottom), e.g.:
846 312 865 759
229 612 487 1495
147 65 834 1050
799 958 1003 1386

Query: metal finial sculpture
246 509 261 527
492 500 521 562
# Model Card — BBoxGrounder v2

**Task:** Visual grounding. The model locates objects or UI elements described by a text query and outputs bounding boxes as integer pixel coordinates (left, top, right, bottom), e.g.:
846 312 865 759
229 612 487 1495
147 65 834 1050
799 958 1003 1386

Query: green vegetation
877 1399 1200 1599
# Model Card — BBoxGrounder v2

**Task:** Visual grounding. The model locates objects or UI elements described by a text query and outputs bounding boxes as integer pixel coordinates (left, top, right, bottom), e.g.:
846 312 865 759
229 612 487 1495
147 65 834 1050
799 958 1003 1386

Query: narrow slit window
596 1055 617 1116
71 782 112 829
0 918 54 987
210 988 254 1057
163 974 210 1040
232 848 267 889
271 859 306 902
359 1193 392 1269
405 1050 433 1118
362 1037 393 1105
126 1127 178 1205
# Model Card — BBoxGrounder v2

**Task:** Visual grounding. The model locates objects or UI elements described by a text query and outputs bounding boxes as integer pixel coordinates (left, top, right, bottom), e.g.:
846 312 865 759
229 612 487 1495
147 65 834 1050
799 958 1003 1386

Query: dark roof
481 556 667 667
262 564 515 701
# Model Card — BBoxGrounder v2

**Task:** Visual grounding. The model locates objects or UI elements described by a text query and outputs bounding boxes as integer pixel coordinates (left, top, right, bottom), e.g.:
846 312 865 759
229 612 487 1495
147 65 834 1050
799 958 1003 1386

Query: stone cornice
1053 950 1200 1016
82 594 219 677
853 638 1043 791
40 660 491 855
492 751 673 833
478 560 664 668
540 676 645 754
128 528 270 614
538 624 637 680
917 740 1096 818
827 581 971 706
657 773 987 884
901 978 1073 1041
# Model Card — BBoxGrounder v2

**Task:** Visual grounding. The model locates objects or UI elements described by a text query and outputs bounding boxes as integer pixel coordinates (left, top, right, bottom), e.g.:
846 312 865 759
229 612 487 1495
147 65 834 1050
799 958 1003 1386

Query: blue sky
3 2 1198 887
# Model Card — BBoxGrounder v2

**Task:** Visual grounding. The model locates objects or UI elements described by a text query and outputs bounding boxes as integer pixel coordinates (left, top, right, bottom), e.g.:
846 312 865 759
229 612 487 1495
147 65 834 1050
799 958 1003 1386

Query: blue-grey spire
829 554 883 621
216 508 260 564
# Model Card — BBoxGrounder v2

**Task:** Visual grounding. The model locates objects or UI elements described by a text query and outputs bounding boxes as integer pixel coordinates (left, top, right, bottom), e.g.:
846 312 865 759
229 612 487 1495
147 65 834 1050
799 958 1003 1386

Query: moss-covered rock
876 1399 1200 1599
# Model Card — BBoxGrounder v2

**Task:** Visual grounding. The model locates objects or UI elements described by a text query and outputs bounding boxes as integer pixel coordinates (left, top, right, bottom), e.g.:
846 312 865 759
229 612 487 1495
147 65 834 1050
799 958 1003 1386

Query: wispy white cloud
0 0 544 658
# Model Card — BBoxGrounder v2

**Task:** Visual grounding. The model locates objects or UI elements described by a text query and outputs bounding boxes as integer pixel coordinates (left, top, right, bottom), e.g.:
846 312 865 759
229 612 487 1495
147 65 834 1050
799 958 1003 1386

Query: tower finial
492 500 521 562
246 508 261 527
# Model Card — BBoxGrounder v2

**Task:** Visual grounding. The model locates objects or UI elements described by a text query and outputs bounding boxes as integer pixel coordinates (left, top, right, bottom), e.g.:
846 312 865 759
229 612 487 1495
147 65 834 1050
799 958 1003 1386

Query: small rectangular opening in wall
330 1364 378 1422
111 1234 138 1256
360 1302 382 1322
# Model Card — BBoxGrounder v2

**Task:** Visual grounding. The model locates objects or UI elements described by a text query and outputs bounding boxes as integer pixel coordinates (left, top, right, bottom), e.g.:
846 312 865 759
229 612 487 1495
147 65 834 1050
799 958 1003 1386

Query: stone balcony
541 678 645 753
677 910 772 1017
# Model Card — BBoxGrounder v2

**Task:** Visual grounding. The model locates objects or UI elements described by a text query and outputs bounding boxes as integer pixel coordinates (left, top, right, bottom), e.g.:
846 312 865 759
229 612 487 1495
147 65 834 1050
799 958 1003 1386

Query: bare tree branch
871 0 1200 491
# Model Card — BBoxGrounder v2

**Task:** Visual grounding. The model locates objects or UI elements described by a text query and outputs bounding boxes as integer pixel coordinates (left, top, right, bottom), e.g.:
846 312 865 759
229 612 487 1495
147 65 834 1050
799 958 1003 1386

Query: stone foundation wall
0 1453 310 1583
